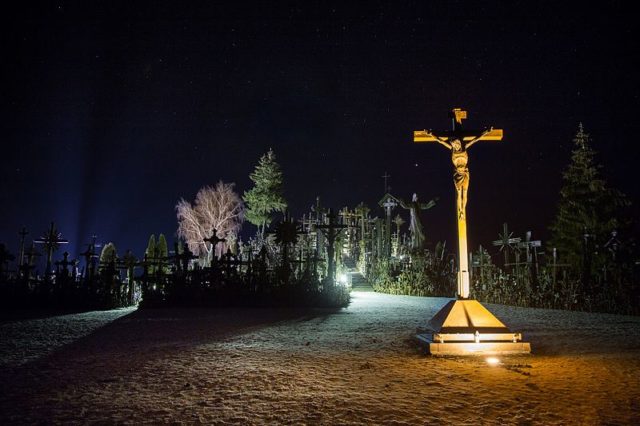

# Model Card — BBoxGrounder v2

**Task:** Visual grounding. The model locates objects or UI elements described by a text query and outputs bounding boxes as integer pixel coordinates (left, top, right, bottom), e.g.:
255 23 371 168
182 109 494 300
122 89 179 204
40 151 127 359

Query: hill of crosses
1 111 639 424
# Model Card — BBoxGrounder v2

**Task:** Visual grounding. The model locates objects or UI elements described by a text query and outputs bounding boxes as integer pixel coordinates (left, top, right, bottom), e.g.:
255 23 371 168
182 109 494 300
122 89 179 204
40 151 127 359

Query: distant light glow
338 273 348 285
485 357 500 366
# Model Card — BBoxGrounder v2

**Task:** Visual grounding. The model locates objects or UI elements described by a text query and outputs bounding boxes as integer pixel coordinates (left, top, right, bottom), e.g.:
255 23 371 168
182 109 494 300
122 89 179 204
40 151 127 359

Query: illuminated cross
34 222 69 276
380 194 399 257
316 209 348 282
492 223 521 267
414 108 503 299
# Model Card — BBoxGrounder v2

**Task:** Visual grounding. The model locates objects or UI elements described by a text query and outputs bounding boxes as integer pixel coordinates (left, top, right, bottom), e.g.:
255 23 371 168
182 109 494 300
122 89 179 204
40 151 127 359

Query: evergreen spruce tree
157 234 169 273
145 234 156 274
549 124 629 273
243 149 287 236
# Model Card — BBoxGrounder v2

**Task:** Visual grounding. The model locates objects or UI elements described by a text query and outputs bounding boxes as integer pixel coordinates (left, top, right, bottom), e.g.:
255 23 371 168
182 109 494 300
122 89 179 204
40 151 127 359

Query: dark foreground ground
1 292 639 425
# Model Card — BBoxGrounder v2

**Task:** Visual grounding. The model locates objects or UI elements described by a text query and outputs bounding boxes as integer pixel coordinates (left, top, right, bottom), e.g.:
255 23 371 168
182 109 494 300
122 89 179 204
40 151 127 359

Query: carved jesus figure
433 130 494 219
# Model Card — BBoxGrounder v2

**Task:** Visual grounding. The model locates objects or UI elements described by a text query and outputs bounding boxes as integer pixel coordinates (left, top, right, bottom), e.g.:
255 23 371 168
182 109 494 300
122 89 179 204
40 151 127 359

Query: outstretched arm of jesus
464 127 494 149
435 137 452 150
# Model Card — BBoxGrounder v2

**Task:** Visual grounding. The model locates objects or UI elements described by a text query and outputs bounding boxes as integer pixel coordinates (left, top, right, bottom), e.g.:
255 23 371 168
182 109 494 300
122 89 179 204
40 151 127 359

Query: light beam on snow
0 307 136 367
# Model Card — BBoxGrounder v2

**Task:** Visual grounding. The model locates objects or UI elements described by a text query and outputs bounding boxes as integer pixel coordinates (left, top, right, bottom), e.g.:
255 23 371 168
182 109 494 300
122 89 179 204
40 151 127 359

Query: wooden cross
221 248 243 276
492 222 521 266
19 243 41 279
393 214 405 235
34 222 69 276
118 250 140 305
518 231 542 265
413 108 503 299
355 202 370 246
604 230 621 261
203 229 226 261
54 251 78 277
339 208 359 227
381 172 391 193
379 194 399 257
316 209 348 282
381 195 398 212
470 244 493 283
311 196 326 222
550 247 571 289
169 242 197 272
80 235 101 278
414 108 503 144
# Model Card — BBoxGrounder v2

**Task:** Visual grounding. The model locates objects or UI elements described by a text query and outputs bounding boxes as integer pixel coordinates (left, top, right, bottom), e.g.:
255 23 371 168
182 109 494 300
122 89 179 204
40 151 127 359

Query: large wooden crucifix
414 108 503 299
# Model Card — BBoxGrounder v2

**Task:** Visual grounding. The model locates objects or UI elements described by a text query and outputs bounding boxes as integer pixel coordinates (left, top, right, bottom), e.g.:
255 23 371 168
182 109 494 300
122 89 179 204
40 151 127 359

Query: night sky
2 1 638 263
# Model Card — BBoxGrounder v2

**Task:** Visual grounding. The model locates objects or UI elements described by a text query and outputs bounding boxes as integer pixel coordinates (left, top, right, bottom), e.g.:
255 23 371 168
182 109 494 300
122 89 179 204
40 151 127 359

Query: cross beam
413 108 503 299
414 128 503 143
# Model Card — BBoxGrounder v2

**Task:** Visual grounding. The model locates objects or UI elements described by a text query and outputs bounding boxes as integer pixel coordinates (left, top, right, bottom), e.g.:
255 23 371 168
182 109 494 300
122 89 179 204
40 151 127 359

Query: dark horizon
2 2 638 265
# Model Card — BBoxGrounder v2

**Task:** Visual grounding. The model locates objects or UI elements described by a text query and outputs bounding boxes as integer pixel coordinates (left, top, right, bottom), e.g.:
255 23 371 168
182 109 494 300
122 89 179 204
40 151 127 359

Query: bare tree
176 181 244 264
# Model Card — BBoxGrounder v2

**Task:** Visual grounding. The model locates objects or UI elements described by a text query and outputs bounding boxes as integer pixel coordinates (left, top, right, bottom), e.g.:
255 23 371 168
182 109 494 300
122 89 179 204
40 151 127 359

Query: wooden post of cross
203 229 226 264
17 227 29 268
316 209 348 283
379 194 399 258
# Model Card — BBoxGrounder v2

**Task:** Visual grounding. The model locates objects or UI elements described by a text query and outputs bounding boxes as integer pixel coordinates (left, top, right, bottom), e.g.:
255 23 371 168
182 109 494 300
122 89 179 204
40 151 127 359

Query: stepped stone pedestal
415 299 531 356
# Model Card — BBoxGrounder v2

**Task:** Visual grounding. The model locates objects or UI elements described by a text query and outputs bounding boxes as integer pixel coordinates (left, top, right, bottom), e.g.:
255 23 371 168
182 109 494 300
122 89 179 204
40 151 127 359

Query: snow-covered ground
1 292 639 425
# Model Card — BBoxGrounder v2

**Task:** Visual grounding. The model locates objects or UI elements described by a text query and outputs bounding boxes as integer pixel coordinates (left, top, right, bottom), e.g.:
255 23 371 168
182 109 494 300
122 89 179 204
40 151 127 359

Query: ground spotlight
485 357 500 366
